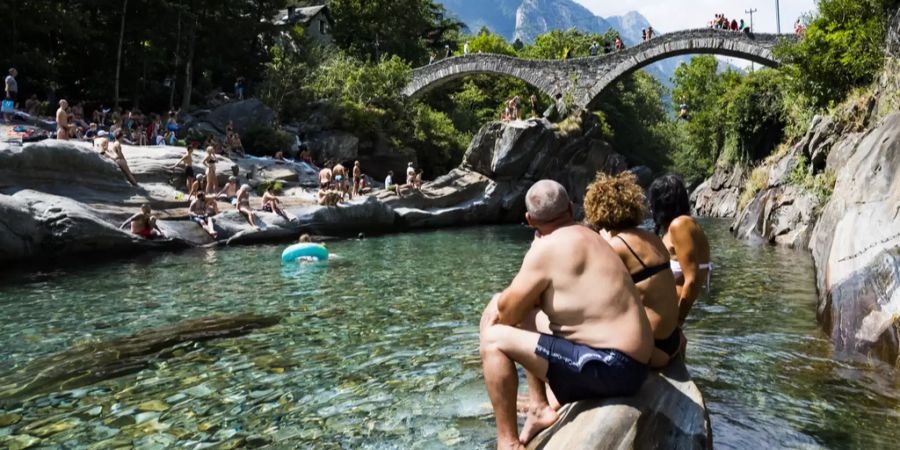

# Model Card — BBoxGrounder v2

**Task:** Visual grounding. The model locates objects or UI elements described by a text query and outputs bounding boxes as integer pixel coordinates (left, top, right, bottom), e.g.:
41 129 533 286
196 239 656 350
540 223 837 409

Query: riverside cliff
693 11 900 364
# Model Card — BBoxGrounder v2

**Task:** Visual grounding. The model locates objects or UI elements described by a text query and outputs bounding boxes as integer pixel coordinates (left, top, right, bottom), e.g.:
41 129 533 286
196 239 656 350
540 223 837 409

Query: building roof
274 5 329 26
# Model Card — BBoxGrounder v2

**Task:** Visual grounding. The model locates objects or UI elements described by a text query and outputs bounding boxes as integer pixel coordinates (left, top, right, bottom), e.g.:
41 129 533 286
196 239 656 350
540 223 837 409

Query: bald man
479 180 653 449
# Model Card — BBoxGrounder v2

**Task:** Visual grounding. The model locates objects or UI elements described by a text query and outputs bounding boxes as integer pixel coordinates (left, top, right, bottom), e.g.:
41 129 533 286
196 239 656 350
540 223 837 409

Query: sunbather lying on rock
479 180 653 449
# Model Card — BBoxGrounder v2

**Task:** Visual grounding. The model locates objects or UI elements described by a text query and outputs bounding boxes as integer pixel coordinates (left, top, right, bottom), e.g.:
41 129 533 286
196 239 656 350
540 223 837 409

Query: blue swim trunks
535 334 648 405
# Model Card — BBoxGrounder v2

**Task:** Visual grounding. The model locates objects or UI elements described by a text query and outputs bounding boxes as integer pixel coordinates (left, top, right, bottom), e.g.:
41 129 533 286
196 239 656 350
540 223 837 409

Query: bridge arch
404 29 794 113
402 54 564 103
578 29 787 109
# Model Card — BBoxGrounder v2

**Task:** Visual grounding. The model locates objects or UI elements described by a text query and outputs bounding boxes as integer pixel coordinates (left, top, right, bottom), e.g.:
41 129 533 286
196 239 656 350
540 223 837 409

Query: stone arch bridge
403 29 796 113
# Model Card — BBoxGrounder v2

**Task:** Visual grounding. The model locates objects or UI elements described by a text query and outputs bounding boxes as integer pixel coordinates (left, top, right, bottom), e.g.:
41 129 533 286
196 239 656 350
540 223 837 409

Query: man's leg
480 324 548 450
517 309 560 443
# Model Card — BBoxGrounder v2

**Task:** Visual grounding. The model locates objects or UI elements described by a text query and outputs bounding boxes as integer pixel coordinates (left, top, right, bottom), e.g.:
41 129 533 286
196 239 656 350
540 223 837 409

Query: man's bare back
526 224 653 361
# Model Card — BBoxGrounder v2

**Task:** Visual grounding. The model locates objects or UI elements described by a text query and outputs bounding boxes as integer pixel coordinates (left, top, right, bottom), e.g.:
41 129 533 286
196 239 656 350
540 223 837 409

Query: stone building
274 5 333 45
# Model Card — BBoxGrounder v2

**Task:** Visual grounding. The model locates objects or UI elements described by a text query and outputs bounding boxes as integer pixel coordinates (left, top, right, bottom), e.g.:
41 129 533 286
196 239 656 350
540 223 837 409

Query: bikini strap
616 235 648 269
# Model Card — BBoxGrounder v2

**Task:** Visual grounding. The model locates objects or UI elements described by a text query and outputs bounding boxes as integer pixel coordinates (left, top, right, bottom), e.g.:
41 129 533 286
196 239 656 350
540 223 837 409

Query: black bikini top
616 235 670 284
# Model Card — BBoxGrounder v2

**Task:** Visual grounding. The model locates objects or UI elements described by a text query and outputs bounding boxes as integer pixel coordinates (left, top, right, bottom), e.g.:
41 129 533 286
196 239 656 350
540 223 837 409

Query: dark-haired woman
584 172 682 367
648 175 712 324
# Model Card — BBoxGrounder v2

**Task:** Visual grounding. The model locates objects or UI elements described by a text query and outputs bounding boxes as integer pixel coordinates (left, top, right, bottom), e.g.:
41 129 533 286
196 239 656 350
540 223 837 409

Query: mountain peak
514 0 614 43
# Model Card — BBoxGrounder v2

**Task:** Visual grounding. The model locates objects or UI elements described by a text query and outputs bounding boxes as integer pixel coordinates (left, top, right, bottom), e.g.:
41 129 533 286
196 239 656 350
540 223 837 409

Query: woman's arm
670 219 702 321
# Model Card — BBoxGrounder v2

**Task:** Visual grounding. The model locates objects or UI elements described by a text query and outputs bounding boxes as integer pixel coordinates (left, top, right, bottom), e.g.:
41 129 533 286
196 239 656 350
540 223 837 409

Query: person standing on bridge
445 45 451 58
739 19 746 31
641 29 647 42
589 41 599 57
428 51 435 65
647 26 654 40
464 41 470 55
731 19 739 31
615 36 624 50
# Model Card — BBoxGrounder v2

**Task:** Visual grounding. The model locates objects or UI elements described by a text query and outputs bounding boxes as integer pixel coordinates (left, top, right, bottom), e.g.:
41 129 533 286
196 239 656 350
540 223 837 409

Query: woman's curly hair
583 171 647 231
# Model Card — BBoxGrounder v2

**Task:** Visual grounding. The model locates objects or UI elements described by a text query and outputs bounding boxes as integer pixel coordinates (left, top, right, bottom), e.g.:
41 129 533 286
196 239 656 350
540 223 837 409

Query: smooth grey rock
810 112 900 363
527 360 710 450
690 155 748 218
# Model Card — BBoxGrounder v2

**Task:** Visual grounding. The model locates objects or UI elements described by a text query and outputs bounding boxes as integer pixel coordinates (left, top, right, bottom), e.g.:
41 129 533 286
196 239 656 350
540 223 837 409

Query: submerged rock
527 361 710 450
0 314 280 406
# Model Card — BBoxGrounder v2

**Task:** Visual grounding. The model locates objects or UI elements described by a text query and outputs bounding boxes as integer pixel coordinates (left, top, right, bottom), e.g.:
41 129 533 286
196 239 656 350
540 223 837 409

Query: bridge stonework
404 29 795 114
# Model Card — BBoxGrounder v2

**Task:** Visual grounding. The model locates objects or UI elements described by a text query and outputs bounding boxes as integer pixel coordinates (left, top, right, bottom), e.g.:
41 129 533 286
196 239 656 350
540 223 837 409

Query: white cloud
575 0 818 34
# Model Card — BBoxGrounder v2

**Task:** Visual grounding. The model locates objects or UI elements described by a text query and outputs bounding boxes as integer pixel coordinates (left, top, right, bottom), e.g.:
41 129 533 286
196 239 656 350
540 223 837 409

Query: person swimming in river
648 175 713 324
120 204 164 239
235 184 258 228
479 180 652 448
584 172 683 368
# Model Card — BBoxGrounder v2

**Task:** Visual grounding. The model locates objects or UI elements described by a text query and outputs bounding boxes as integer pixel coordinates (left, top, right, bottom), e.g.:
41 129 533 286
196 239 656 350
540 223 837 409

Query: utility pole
745 8 758 72
775 0 781 33
745 8 757 33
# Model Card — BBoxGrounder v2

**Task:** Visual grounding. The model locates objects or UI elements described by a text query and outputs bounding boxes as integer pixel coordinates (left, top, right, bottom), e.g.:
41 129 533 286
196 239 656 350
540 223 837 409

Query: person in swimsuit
352 161 362 199
110 131 139 186
235 184 258 228
120 204 164 239
649 175 713 325
56 99 70 140
203 146 218 194
319 163 333 189
217 176 239 204
333 163 348 199
188 174 206 201
584 172 683 368
189 192 218 239
261 186 294 221
480 180 653 448
171 144 196 194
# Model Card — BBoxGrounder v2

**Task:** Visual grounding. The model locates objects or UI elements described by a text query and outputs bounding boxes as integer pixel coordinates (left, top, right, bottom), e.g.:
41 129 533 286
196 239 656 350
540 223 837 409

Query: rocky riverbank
0 110 626 266
692 12 900 364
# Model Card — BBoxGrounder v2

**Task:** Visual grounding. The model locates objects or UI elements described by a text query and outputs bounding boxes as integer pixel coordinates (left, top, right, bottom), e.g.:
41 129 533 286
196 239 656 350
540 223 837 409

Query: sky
575 0 818 34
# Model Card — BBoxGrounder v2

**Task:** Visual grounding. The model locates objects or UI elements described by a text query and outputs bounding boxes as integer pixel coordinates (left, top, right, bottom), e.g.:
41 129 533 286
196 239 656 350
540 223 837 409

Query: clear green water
0 220 898 449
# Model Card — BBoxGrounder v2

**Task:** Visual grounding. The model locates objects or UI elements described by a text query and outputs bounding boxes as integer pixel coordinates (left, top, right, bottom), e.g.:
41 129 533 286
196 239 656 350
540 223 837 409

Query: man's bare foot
497 438 526 450
518 404 559 444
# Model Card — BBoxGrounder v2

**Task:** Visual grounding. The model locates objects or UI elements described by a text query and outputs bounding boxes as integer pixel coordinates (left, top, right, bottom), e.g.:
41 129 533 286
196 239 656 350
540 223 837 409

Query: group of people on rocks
502 94 541 122
479 173 712 448
52 99 182 147
317 160 372 206
382 162 423 198
710 14 750 33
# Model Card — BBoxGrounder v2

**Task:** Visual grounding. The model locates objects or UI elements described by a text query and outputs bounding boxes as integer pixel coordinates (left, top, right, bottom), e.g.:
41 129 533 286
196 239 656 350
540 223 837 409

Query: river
0 220 897 448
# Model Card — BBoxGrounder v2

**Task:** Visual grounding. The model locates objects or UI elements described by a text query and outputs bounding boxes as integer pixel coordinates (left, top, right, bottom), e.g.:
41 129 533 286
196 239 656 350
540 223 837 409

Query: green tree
328 0 461 64
776 0 898 108
519 28 616 59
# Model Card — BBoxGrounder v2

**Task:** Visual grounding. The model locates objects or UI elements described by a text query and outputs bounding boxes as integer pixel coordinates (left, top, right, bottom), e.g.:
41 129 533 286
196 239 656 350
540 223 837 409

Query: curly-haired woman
648 174 712 325
584 172 683 367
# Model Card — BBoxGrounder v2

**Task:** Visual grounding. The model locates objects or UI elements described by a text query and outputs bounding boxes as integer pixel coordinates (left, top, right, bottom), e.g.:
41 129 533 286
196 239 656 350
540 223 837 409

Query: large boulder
691 155 748 218
308 130 360 164
731 183 819 249
527 361 710 450
0 191 186 264
199 99 277 135
810 112 900 363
